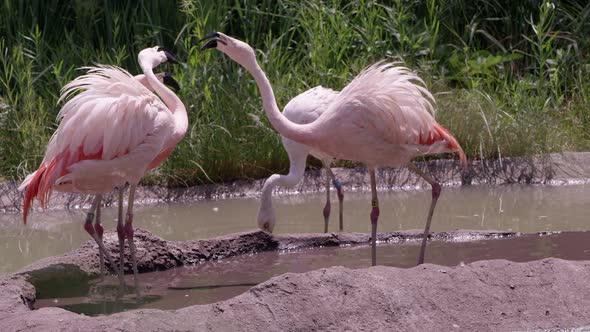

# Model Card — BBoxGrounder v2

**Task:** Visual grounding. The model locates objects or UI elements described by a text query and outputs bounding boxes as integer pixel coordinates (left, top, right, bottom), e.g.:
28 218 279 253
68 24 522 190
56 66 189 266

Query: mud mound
2 229 590 330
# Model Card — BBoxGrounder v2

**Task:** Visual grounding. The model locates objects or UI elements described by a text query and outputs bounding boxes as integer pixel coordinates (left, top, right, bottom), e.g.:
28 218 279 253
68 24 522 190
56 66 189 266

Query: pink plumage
303 62 466 168
20 61 187 224
202 32 466 266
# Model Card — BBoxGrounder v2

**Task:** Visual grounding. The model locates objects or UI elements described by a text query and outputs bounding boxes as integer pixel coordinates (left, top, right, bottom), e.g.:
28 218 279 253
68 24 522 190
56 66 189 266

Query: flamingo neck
248 64 314 146
259 151 307 220
143 68 188 144
259 174 281 214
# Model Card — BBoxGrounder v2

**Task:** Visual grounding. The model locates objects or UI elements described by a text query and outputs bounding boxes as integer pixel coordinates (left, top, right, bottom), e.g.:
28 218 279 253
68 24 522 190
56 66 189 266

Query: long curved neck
248 63 315 146
259 174 281 214
142 66 188 143
259 150 307 215
133 74 149 90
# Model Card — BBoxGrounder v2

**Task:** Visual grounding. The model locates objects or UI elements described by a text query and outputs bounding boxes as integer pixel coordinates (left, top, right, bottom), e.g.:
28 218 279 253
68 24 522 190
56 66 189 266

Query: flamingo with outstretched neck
257 86 345 234
202 32 466 266
19 46 187 290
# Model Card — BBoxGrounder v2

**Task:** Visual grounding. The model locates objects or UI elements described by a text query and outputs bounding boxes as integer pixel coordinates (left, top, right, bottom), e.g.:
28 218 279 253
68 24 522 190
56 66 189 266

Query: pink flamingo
19 46 187 288
202 33 466 266
257 86 345 234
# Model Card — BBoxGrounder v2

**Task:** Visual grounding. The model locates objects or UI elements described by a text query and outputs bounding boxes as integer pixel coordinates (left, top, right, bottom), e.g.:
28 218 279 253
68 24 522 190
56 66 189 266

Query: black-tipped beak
165 51 179 64
199 32 220 42
162 72 180 92
262 222 273 233
200 32 227 51
157 46 179 64
201 39 218 51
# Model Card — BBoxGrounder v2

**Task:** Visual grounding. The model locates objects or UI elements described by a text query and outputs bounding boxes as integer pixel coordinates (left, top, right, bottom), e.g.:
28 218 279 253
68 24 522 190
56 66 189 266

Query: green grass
1 0 589 186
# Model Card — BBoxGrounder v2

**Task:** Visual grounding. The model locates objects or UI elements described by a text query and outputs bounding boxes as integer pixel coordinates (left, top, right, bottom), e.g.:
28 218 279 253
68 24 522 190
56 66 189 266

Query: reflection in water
3 184 590 272
34 231 590 316
169 283 258 290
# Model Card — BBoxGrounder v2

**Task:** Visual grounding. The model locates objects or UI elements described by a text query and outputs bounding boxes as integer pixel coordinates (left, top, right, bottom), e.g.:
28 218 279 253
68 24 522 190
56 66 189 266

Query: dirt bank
2 229 590 331
2 152 590 213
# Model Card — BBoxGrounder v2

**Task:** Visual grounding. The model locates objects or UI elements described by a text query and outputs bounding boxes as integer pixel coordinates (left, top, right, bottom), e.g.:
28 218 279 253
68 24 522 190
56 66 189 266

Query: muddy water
34 231 590 316
2 184 590 272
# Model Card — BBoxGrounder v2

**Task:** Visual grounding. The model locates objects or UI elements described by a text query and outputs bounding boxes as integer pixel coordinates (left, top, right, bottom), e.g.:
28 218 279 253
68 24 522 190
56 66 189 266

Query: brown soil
2 152 590 213
2 229 590 331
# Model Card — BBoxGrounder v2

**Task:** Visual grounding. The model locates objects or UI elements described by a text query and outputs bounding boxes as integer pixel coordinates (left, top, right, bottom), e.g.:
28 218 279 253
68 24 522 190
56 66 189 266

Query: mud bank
2 229 590 331
2 152 590 213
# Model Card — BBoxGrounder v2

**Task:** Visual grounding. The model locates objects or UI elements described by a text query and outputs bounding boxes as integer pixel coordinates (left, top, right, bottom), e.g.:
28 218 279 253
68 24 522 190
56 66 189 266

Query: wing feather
34 65 173 192
314 61 465 166
46 65 169 164
325 62 438 146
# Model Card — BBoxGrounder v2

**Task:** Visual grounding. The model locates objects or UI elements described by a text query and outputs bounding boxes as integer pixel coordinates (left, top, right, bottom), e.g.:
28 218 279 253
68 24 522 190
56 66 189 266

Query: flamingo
86 71 181 281
78 71 181 281
202 32 466 266
257 86 345 234
19 46 187 289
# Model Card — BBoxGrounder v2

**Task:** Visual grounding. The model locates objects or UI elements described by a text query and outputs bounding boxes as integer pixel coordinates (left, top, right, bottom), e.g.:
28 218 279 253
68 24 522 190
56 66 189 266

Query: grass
1 0 589 186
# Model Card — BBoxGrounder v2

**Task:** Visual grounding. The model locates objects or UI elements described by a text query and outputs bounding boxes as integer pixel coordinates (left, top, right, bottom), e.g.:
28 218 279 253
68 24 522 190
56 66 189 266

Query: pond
34 231 590 316
2 183 589 273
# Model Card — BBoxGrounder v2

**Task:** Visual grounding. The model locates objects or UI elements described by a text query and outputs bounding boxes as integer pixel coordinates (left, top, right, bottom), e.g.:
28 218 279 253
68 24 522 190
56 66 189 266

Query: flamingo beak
157 47 180 64
199 32 220 42
200 32 227 51
162 72 181 92
261 222 274 234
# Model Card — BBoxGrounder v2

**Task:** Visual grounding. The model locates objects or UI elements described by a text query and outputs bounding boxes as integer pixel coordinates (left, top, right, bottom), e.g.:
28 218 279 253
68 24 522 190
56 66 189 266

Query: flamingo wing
320 62 465 165
19 65 174 221
283 86 338 125
283 86 339 162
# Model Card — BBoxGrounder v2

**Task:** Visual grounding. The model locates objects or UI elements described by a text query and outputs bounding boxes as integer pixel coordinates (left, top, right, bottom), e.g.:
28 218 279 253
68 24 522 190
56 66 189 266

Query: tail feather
22 164 47 224
434 124 467 169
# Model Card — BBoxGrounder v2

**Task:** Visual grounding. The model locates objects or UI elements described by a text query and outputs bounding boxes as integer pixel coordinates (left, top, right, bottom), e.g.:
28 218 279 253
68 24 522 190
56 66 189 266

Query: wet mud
2 229 590 331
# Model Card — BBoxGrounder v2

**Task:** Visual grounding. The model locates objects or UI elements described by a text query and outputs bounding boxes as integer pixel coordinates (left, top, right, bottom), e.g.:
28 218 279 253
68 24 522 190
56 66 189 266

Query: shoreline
2 152 589 214
1 229 590 331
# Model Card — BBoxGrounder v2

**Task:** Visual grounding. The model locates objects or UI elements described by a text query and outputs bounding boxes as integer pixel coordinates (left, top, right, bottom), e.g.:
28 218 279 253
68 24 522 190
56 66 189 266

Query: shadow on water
58 295 162 316
34 231 590 316
168 283 258 290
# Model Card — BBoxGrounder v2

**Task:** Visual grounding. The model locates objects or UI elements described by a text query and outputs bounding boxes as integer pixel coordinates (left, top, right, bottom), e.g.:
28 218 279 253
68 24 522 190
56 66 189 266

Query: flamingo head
257 202 276 234
200 32 258 72
138 46 179 71
155 72 181 92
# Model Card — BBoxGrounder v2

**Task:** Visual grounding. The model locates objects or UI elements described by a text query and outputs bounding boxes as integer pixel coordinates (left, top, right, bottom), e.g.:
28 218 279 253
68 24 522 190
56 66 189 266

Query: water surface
3 184 590 272
34 231 590 316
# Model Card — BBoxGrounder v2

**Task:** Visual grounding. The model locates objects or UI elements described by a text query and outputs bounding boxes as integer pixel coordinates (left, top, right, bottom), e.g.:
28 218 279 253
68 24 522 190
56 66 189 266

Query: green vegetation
1 0 589 186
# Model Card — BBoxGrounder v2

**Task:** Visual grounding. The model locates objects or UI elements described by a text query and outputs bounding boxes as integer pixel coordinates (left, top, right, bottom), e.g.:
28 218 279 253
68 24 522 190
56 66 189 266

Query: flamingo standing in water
202 32 466 266
19 46 187 289
257 86 345 234
86 71 181 280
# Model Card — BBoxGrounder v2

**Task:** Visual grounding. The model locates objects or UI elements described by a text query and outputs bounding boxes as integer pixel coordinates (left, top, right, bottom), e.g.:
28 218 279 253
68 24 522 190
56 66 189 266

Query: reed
1 0 588 185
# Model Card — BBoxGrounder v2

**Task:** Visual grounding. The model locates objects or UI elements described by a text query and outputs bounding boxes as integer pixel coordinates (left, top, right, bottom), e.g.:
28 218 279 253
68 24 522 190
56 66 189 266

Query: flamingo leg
369 168 379 266
322 165 331 233
84 195 119 277
93 195 105 277
116 187 126 288
408 163 441 265
325 167 344 232
124 185 140 297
